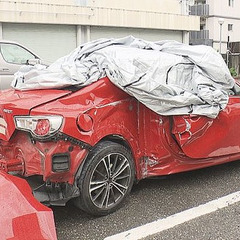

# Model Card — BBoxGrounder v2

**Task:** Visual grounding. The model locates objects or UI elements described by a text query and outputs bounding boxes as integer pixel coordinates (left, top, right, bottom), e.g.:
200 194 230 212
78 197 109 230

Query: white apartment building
0 0 199 62
189 0 240 54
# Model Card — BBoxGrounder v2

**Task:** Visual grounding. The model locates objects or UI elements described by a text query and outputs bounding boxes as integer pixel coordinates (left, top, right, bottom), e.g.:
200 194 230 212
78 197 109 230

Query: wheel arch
100 135 131 152
74 134 138 186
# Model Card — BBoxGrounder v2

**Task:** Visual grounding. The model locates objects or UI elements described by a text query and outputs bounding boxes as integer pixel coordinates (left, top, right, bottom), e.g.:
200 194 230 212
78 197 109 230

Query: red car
0 76 240 216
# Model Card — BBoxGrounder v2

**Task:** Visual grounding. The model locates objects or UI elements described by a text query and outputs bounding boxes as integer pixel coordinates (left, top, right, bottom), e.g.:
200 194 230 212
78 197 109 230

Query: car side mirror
27 58 42 65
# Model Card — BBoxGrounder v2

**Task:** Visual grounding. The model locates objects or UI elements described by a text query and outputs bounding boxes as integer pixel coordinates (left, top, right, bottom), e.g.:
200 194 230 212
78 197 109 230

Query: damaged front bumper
0 158 24 173
0 131 91 205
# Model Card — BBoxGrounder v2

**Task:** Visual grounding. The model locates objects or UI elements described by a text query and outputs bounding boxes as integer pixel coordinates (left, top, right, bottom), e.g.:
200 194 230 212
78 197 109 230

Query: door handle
0 68 10 72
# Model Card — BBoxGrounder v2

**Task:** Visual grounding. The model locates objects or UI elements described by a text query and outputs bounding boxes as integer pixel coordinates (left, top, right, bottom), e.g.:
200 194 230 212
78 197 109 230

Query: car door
139 104 175 173
0 43 38 89
172 95 240 158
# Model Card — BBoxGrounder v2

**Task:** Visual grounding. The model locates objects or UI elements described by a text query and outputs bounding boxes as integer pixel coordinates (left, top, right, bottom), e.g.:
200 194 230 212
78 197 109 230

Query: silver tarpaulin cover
12 36 235 118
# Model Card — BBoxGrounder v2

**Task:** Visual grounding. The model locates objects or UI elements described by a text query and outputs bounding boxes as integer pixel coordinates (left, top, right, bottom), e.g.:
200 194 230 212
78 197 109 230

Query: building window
194 0 206 5
228 0 234 7
228 24 233 31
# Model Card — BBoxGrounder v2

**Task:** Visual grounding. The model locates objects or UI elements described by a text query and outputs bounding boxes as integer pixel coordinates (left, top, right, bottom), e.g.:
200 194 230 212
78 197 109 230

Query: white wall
208 0 240 17
0 1 199 31
89 0 182 14
90 27 183 42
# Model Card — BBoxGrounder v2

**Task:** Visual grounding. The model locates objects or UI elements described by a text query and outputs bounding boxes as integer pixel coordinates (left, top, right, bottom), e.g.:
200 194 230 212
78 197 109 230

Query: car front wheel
75 141 135 216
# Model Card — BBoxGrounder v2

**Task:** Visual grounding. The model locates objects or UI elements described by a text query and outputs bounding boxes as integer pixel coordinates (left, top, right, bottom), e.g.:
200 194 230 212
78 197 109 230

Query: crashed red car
1 75 240 216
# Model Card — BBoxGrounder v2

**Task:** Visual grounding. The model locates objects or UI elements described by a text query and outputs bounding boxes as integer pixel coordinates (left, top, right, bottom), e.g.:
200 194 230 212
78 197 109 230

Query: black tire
74 141 135 216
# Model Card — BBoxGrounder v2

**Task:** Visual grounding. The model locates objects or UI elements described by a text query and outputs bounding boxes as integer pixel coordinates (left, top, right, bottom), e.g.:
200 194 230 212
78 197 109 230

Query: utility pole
218 18 224 54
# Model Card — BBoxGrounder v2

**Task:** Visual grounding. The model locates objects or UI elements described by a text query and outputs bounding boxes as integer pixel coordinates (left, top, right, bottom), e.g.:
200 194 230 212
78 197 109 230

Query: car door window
0 43 36 65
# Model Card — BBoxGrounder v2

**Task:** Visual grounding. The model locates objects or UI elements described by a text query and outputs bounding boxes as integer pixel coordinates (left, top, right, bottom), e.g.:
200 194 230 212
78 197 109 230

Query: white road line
105 191 240 240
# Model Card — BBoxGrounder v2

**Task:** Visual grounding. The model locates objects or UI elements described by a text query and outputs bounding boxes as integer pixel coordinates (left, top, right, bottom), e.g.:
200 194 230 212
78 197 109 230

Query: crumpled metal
12 36 235 118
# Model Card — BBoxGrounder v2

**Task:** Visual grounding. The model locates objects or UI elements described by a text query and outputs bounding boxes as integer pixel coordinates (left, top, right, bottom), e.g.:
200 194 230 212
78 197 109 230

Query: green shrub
230 67 238 77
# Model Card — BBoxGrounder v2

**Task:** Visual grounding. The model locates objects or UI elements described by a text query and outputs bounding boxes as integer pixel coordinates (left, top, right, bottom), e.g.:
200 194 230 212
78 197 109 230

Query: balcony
189 30 213 46
190 4 209 16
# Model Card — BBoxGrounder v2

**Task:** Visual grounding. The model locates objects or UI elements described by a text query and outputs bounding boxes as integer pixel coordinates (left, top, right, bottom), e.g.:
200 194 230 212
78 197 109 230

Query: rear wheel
75 141 135 216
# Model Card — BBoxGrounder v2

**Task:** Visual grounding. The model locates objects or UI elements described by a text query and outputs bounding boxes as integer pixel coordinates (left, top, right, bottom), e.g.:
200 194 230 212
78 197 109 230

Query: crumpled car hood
0 89 71 141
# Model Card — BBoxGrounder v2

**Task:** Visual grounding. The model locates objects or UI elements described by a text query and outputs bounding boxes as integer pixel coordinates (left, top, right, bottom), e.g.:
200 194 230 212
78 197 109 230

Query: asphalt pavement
53 160 240 240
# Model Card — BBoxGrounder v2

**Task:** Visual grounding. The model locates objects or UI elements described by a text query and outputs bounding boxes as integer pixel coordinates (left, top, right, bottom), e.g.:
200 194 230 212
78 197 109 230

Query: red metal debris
0 171 57 240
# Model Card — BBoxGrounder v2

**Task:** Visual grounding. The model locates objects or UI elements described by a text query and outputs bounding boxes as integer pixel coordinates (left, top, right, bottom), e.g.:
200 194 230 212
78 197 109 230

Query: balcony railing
189 30 213 46
190 30 209 40
190 4 209 16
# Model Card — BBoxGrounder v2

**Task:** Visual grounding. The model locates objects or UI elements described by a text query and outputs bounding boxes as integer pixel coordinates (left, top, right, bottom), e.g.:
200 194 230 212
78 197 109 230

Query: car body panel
30 78 137 144
0 89 71 141
135 103 240 177
172 96 240 158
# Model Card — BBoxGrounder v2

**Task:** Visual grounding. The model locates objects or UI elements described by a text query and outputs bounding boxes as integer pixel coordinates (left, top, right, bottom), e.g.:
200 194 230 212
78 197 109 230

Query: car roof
0 39 21 44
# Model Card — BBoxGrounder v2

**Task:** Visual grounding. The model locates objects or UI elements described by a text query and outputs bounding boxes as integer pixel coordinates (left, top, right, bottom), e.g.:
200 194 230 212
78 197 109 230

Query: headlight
14 116 63 138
